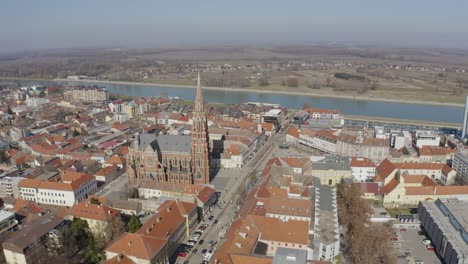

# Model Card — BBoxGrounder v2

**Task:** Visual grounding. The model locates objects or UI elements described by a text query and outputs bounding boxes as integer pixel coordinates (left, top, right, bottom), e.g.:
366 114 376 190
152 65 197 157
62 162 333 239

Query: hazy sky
1 0 467 52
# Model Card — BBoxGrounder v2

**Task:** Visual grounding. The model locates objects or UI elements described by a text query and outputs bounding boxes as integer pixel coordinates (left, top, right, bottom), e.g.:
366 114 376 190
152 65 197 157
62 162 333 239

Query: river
1 79 464 124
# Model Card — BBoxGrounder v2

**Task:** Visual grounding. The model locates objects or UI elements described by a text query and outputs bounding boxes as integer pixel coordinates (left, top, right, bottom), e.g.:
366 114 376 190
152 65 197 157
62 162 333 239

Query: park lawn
385 208 412 218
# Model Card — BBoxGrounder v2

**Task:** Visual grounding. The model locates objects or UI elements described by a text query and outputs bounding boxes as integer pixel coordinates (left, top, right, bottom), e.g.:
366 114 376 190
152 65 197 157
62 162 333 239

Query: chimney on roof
108 210 111 215
117 255 123 262
167 207 171 212
147 228 152 233
128 241 132 247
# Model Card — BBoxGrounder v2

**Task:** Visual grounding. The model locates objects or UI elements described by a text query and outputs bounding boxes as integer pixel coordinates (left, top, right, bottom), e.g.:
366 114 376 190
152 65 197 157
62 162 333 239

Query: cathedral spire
194 70 204 113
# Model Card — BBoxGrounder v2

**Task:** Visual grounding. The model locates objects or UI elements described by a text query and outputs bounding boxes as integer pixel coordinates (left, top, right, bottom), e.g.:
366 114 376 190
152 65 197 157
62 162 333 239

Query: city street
174 131 285 263
174 123 312 263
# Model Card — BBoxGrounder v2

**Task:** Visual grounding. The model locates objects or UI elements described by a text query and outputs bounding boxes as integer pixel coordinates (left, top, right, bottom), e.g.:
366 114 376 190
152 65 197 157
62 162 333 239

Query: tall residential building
463 95 468 138
453 151 468 183
127 72 211 186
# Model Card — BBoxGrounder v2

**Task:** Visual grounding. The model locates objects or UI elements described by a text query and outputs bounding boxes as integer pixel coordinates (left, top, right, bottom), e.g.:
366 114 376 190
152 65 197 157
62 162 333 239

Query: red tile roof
19 172 94 192
380 177 400 195
402 175 436 186
363 138 388 146
374 159 396 182
95 165 118 177
197 186 216 203
136 200 195 239
418 146 456 156
70 202 120 222
286 126 300 138
105 233 166 261
354 182 379 195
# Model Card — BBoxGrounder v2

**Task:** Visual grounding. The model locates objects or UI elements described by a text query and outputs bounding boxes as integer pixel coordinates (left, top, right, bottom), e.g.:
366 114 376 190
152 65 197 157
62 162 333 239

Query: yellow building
69 202 123 243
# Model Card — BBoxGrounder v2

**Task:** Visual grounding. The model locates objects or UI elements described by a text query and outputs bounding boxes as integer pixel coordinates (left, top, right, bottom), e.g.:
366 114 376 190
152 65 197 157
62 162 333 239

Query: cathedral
127 72 211 186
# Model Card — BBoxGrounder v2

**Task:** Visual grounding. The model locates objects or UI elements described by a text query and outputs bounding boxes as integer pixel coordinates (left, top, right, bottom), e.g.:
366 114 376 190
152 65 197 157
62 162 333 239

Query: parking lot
393 226 442 264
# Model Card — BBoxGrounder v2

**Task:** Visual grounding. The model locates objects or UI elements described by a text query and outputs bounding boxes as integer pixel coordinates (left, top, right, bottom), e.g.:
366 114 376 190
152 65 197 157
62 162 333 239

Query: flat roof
273 247 307 264
264 109 282 117
421 199 468 257
0 210 15 222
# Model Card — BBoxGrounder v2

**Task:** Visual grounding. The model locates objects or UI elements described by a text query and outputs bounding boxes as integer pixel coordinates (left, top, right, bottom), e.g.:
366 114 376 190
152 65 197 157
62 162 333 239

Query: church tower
191 71 211 184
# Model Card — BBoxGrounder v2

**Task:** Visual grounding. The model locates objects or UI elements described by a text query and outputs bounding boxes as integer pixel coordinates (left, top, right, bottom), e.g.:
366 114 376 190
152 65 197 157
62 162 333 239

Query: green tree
90 197 101 205
84 235 103 264
71 217 90 248
128 214 142 233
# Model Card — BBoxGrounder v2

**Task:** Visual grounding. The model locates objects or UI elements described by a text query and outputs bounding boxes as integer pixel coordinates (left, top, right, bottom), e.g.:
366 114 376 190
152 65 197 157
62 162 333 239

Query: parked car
192 248 198 254
195 231 203 235
208 215 214 221
204 253 213 261
422 239 431 245
214 219 219 224
178 252 186 257
187 241 195 246
400 228 407 232
427 245 435 252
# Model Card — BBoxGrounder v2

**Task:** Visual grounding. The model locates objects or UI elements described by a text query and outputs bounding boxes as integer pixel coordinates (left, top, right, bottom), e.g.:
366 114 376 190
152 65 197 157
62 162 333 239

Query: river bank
56 78 465 108
344 114 461 129
0 77 463 108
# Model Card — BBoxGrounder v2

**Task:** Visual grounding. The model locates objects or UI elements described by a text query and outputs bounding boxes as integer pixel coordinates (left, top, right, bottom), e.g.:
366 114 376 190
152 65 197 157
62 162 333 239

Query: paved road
97 172 129 199
174 135 278 264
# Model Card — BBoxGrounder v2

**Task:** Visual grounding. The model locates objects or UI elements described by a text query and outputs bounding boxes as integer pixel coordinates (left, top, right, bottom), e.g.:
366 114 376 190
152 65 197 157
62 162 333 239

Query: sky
1 0 467 52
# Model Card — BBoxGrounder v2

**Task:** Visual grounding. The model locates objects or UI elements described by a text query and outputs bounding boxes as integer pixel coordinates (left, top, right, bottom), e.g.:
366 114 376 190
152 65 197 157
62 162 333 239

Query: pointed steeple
194 70 204 113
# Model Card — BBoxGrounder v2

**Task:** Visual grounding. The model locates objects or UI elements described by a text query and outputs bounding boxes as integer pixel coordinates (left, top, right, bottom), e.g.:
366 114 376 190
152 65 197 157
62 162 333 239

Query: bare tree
286 77 299 87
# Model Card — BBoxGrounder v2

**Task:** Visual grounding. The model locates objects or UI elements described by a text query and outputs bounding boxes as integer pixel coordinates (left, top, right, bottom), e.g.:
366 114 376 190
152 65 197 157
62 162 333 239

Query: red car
400 228 407 232
427 246 435 252
391 237 398 241
178 252 187 257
